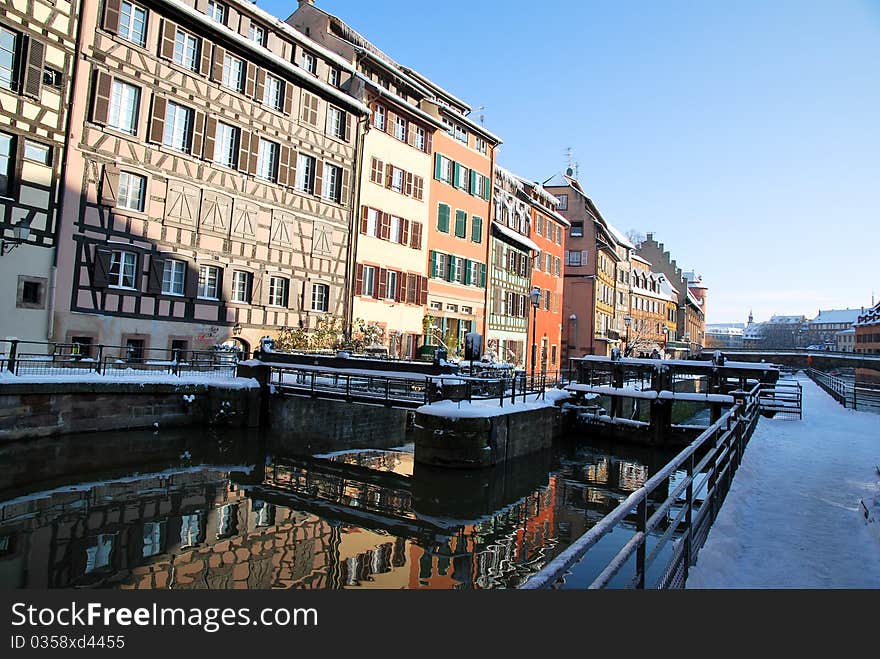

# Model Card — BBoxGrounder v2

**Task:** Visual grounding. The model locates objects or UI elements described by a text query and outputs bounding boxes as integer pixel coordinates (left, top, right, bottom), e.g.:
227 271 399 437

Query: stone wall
0 382 260 442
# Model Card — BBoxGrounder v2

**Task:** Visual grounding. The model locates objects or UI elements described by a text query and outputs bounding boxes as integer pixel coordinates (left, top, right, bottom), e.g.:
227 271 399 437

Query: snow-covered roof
686 290 704 308
658 276 679 298
437 104 503 145
767 315 806 324
632 254 651 266
492 221 540 252
835 328 855 336
607 223 635 250
809 308 863 326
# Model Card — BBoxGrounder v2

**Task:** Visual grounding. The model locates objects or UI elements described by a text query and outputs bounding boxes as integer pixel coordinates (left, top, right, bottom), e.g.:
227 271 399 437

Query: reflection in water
0 428 684 589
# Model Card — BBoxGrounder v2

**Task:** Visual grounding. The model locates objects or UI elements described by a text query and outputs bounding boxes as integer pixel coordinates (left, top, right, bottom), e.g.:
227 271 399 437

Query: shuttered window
0 27 18 91
454 210 467 238
108 79 140 134
118 1 147 46
163 101 191 151
173 29 199 71
221 53 244 92
437 203 450 233
213 122 239 168
109 251 137 288
300 92 319 125
117 171 146 211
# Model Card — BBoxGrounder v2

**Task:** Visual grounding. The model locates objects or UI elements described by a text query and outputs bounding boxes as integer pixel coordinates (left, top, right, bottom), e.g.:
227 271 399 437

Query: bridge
698 348 880 372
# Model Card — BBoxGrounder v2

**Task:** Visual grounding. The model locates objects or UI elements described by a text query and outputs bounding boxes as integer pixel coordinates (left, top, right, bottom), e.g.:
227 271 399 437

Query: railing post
385 379 390 404
685 453 695 576
7 339 17 373
636 497 647 589
95 344 104 374
425 377 430 405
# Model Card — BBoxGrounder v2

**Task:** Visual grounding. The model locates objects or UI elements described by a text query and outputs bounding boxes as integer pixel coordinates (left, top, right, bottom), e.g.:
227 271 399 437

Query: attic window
556 193 568 210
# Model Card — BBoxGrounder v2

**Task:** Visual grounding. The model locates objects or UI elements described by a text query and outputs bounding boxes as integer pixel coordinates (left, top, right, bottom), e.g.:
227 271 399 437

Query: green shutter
471 215 482 243
434 153 442 180
448 255 456 281
453 161 461 188
438 203 449 232
430 250 437 278
470 169 477 195
463 259 472 285
480 263 487 287
482 176 490 201
455 210 467 238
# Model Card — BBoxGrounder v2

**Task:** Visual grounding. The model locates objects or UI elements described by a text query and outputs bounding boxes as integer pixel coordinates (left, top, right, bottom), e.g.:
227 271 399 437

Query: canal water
0 425 691 590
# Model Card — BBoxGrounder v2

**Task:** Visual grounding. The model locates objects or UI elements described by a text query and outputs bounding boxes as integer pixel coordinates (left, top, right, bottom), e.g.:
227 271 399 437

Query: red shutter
360 206 369 234
160 20 176 60
420 276 428 305
355 264 363 296
103 0 121 33
92 71 112 124
378 268 387 299
396 272 405 302
148 95 167 143
211 46 225 82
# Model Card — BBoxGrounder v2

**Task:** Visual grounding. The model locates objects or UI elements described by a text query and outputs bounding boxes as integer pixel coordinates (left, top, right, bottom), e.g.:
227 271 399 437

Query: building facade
627 255 673 356
53 0 367 359
855 302 880 355
0 0 79 342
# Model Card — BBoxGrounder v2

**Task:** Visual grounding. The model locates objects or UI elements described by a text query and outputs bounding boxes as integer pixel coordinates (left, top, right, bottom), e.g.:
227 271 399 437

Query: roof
767 315 806 324
809 309 863 325
607 224 635 250
492 221 540 252
632 254 651 265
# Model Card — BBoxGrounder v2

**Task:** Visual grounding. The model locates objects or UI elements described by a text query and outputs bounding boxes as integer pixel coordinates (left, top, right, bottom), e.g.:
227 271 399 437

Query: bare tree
625 229 645 248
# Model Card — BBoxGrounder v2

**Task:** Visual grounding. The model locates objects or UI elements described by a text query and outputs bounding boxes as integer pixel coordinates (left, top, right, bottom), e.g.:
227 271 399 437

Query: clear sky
263 0 880 324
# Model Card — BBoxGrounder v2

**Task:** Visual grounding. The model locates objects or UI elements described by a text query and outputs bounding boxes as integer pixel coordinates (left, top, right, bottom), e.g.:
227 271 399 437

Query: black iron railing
807 368 880 413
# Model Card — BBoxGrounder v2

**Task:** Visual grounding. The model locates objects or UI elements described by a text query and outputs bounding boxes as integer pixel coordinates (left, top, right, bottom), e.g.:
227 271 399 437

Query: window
173 29 199 71
322 163 342 202
391 167 404 193
124 338 145 362
43 68 62 88
454 210 467 238
571 221 584 237
454 124 467 144
456 165 470 191
213 121 239 168
373 104 386 130
197 265 219 299
0 27 17 91
453 258 464 283
0 131 11 196
389 215 401 243
568 250 581 267
475 136 488 155
231 270 251 303
23 141 50 165
328 67 339 87
206 0 226 23
249 24 265 46
534 250 542 270
437 203 450 233
163 101 192 151
70 336 94 358
365 208 378 236
470 262 481 286
268 276 288 306
295 153 315 192
326 106 344 139
117 171 146 211
301 51 316 74
17 277 45 308
473 173 484 199
434 253 448 280
393 115 407 141
555 225 562 244
555 256 561 276
263 74 282 110
370 157 383 185
556 194 568 210
162 259 186 295
118 1 147 47
413 125 426 151
471 215 482 243
384 271 397 300
438 156 452 183
108 79 140 134
307 283 329 312
300 92 318 125
361 266 376 297
109 251 137 288
221 53 244 92
256 138 279 182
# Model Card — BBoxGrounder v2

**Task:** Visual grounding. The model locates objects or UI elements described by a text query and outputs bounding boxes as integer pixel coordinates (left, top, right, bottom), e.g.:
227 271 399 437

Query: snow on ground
416 389 571 419
0 370 259 389
686 373 880 588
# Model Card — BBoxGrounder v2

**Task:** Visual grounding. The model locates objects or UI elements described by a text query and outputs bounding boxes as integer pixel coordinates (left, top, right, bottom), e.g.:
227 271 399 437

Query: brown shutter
406 123 417 148
245 63 257 97
283 82 293 115
278 145 292 187
410 222 422 250
344 113 353 142
251 272 263 306
148 95 167 144
313 160 323 196
420 276 428 305
238 130 251 173
195 0 208 12
379 213 390 240
23 38 45 99
146 255 164 293
99 164 119 206
184 262 199 297
385 163 393 188
92 70 113 124
92 247 112 287
396 272 405 302
405 172 413 196
160 20 176 60
211 45 225 82
255 69 266 103
401 219 410 246
360 206 369 234
248 135 259 174
203 116 217 162
287 280 298 310
386 110 396 135
103 0 121 33
425 130 433 154
191 110 205 156
355 264 363 295
378 268 387 299
221 267 233 302
199 39 211 77
340 168 350 207
240 15 251 38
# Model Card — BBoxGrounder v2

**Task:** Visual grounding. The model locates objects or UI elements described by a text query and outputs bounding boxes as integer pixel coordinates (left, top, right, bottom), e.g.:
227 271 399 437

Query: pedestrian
712 349 722 366
611 346 621 361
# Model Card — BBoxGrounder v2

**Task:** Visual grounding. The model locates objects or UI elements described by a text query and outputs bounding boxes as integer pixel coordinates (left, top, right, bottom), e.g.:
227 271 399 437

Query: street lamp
0 222 31 256
623 314 632 357
529 286 541 385
662 325 669 358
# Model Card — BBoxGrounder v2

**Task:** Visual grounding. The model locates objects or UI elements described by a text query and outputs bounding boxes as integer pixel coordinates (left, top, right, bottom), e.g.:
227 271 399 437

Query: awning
491 221 540 252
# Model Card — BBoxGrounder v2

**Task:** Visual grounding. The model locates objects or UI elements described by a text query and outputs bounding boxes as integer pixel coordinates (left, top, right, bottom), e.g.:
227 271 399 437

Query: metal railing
521 382 762 590
0 340 237 379
807 368 880 413
271 365 551 408
757 380 802 419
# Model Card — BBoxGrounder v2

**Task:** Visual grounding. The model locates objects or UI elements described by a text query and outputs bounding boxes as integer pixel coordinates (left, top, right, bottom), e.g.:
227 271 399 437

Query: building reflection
0 443 674 590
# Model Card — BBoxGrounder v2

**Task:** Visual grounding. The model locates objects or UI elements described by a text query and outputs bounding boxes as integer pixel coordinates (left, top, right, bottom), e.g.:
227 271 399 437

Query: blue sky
264 0 880 323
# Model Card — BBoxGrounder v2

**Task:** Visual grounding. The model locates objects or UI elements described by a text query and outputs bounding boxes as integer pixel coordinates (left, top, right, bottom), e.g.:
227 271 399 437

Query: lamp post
0 222 31 255
529 286 541 386
662 325 669 358
623 314 632 357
